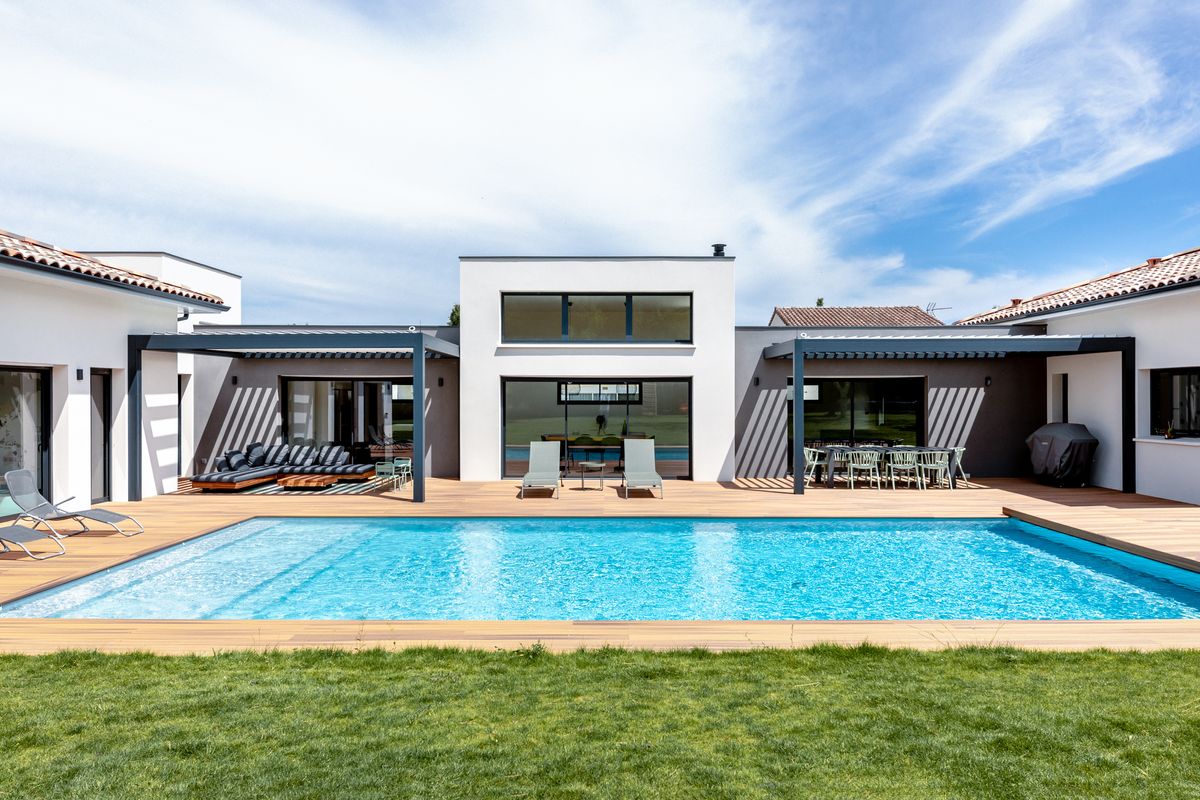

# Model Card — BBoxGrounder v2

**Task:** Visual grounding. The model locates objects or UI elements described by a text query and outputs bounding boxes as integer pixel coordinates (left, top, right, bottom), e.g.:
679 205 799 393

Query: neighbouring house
769 305 943 327
958 247 1200 505
2 230 1196 506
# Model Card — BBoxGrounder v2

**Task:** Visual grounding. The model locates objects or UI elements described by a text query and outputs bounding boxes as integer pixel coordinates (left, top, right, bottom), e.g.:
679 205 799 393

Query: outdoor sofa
189 442 375 492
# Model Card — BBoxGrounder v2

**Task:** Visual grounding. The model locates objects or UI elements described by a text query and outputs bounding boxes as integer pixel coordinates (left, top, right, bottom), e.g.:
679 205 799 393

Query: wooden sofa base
190 469 376 492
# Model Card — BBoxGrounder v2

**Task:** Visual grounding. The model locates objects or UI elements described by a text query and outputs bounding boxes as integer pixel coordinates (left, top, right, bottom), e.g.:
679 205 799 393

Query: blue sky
1 0 1198 324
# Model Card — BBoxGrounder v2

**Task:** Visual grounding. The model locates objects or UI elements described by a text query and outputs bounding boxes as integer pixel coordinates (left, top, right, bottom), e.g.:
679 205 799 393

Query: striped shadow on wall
927 386 985 449
736 388 789 478
205 385 282 465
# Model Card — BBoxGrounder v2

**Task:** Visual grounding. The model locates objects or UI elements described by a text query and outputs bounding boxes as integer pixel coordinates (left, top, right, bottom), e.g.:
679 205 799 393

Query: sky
1 0 1199 324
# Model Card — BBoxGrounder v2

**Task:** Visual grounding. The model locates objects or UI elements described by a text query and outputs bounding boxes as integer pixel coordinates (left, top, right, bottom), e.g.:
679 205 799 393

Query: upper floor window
501 293 692 343
1151 367 1200 437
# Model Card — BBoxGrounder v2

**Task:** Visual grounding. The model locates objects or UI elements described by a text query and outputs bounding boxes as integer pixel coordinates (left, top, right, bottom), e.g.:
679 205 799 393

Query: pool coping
3 509 1200 653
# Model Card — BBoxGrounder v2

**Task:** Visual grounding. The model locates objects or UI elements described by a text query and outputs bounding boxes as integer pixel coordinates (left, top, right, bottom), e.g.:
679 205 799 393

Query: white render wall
458 257 737 481
82 252 243 476
0 266 179 508
1039 285 1200 503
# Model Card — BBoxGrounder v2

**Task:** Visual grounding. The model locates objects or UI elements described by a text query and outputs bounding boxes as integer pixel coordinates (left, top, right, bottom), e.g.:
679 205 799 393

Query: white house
960 247 1200 505
457 251 737 482
0 231 235 515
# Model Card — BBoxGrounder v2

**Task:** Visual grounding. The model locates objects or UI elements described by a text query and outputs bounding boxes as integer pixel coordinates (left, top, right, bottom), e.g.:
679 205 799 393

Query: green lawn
2 646 1199 799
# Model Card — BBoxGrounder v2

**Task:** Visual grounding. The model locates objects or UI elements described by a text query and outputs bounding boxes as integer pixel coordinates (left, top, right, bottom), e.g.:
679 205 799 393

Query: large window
794 377 924 446
1151 368 1200 437
502 378 691 478
501 293 692 343
283 378 414 449
0 367 49 516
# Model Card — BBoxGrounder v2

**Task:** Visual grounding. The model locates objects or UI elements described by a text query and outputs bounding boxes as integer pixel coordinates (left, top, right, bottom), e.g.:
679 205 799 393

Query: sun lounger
0 523 66 560
520 441 563 498
3 469 144 538
621 438 663 499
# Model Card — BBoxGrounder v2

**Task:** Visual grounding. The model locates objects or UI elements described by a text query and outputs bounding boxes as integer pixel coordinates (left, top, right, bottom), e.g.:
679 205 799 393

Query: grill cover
1025 423 1099 487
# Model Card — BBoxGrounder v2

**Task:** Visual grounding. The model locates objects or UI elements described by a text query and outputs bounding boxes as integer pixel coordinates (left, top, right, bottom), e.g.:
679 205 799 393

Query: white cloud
0 0 1196 324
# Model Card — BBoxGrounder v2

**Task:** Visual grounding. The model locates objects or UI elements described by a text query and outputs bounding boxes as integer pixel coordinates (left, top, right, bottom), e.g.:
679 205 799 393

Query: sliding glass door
799 377 924 445
501 378 691 479
283 378 414 449
0 367 49 516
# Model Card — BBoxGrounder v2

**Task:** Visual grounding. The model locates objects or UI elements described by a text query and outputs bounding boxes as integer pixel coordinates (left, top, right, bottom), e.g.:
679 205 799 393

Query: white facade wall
458 257 737 481
1038 285 1200 503
82 253 243 476
0 267 178 508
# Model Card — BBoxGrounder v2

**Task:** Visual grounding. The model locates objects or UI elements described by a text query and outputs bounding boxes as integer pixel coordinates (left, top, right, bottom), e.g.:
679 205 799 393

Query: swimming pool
4 517 1200 620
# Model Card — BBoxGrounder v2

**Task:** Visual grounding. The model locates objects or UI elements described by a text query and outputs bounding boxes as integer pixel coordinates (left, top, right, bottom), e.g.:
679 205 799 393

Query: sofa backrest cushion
225 450 248 471
334 450 350 466
214 456 231 473
289 445 317 466
265 443 291 466
318 444 344 466
245 442 267 467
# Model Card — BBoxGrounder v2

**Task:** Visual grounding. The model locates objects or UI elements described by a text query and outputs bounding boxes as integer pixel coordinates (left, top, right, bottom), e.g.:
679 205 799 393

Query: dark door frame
90 369 113 503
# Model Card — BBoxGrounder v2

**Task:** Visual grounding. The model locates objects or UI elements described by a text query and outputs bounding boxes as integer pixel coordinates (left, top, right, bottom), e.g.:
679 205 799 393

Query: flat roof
82 251 243 279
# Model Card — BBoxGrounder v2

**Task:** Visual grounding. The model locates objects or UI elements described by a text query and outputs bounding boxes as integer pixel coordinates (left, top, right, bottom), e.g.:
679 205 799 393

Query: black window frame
1151 367 1200 437
500 292 693 344
280 376 416 446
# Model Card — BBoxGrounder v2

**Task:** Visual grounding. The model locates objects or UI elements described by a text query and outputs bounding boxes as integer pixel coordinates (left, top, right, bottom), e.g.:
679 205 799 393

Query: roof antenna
926 302 952 314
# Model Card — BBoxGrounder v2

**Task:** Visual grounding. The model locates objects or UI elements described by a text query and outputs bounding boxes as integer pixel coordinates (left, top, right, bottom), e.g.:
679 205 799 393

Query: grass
2 646 1199 799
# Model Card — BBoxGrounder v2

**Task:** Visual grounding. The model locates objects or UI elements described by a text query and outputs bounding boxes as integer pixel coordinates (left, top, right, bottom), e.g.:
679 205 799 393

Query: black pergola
127 327 460 502
763 334 1136 495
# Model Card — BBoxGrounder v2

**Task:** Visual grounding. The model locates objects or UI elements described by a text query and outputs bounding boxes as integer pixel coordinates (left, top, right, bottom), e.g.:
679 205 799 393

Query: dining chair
802 447 827 487
393 457 412 488
844 449 882 490
915 450 951 490
886 449 921 489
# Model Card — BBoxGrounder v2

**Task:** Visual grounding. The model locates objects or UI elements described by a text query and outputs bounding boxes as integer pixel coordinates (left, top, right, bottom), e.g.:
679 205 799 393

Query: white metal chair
886 449 921 489
375 461 399 490
952 447 970 485
844 449 882 490
393 457 412 489
801 447 826 487
915 450 951 490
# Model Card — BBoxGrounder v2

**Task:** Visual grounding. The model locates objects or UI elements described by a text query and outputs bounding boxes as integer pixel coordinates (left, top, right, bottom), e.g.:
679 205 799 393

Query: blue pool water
4 517 1200 620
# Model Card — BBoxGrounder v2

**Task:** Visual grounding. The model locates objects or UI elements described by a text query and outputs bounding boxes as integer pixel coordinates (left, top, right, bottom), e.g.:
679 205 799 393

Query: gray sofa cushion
289 445 316 467
334 451 350 466
226 450 248 471
245 442 267 467
318 444 344 466
214 456 231 473
265 443 290 466
192 466 278 483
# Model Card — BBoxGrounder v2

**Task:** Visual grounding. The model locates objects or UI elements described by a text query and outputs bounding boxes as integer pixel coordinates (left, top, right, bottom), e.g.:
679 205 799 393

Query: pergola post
127 335 147 502
1121 340 1136 494
412 337 426 502
793 338 804 495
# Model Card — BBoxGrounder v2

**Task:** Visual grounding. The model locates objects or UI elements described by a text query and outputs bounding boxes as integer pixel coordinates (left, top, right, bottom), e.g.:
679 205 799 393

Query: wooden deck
3 477 1200 654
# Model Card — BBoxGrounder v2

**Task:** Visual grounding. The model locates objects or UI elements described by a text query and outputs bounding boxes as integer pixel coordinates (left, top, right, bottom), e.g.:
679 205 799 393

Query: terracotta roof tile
0 229 224 307
958 247 1200 324
771 306 943 327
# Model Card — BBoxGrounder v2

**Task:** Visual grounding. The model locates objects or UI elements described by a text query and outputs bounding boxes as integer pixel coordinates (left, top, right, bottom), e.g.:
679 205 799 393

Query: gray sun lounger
0 523 66 560
621 438 663 499
3 469 144 538
520 441 563 499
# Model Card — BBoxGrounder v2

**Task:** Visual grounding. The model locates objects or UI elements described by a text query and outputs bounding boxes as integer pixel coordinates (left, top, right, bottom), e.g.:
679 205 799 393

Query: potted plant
1165 422 1177 440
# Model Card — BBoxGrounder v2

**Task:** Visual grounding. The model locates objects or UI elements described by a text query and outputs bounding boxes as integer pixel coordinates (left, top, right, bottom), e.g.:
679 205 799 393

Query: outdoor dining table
815 445 960 489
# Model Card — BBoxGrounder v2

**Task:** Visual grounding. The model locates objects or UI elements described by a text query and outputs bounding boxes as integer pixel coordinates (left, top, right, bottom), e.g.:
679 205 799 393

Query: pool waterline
3 516 1200 621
